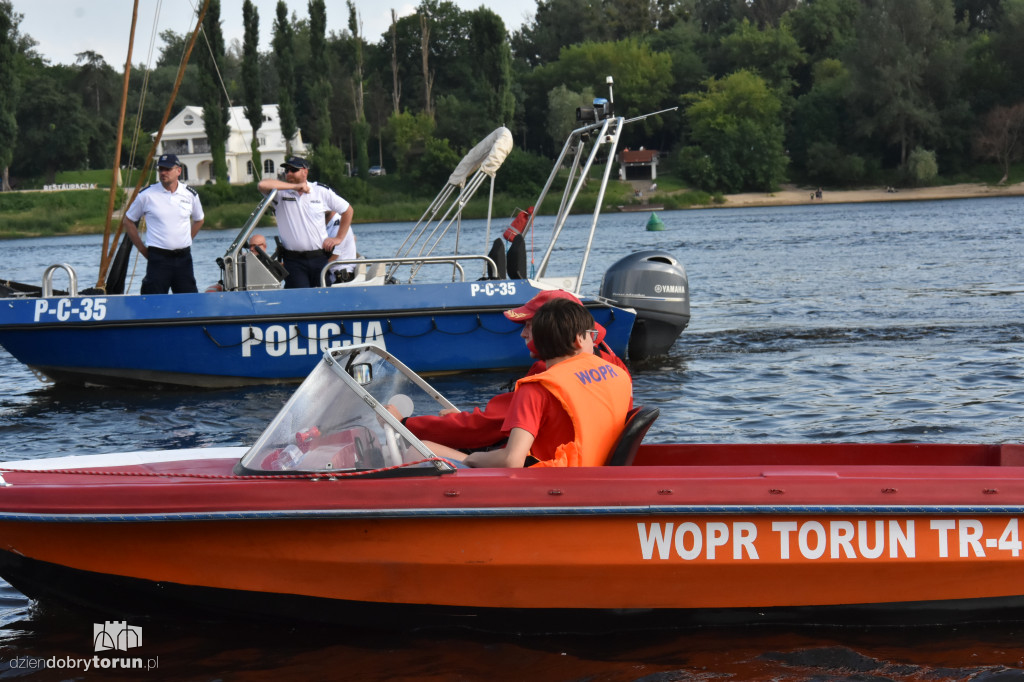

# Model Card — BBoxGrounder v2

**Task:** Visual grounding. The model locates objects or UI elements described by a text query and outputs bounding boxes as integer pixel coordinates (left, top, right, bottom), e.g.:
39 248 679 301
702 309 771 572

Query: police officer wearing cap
257 156 354 288
121 153 205 294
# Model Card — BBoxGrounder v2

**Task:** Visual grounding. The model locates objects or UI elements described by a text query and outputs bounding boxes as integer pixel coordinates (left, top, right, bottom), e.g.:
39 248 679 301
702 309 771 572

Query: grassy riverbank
3 170 1023 239
0 176 652 239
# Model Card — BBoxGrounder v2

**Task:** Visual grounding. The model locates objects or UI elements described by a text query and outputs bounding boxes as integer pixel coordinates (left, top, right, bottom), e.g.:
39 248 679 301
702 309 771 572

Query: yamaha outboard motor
600 250 690 360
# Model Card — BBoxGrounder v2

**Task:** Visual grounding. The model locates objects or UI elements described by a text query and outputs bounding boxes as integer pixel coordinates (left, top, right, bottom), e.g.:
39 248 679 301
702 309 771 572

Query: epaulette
185 185 199 196
315 181 336 193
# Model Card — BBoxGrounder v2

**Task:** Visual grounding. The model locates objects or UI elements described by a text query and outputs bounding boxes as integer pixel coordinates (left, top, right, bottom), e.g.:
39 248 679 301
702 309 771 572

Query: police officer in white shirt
325 211 357 283
257 156 354 288
122 153 205 294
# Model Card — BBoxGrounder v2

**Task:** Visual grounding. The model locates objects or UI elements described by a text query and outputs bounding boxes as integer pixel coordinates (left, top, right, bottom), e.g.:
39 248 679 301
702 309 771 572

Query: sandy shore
715 181 1024 208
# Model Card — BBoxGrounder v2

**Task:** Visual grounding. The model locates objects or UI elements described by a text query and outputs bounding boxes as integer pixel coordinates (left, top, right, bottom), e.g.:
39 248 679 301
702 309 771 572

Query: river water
1 197 1023 679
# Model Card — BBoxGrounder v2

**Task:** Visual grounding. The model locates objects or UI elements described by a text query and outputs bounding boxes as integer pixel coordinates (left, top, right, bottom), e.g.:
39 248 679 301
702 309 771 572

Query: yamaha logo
654 284 686 294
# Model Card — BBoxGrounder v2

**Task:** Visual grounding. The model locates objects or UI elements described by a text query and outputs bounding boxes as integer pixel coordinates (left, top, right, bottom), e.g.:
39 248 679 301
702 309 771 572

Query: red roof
620 150 658 164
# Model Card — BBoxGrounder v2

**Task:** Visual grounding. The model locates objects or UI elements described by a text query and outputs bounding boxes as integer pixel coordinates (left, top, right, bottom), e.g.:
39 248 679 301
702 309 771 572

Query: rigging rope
123 0 164 211
121 0 165 292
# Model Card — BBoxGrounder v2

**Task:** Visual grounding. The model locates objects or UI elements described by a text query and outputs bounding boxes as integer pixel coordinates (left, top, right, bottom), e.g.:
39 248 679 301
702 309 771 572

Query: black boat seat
606 405 660 466
507 234 527 280
482 238 507 280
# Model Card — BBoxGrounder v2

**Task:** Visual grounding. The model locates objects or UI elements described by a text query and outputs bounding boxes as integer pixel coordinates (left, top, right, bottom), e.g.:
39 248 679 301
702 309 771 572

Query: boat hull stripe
5 503 1024 523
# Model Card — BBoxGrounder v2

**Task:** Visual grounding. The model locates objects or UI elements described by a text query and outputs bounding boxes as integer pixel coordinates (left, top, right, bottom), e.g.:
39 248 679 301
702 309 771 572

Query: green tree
136 30 202 134
805 140 867 185
692 0 747 35
347 0 369 179
156 29 190 68
785 0 859 64
546 85 595 147
385 110 436 176
718 19 805 97
434 94 488 150
308 0 332 147
681 70 787 192
0 0 22 190
273 0 298 156
494 147 551 198
310 142 348 188
242 0 263 179
511 0 606 67
954 0 1003 30
195 0 229 183
647 17 709 95
469 8 515 128
411 135 459 184
746 0 798 28
535 39 673 117
15 70 90 182
906 147 938 185
72 52 118 171
789 58 862 181
529 39 674 150
973 102 1024 184
844 0 960 168
985 0 1024 105
603 0 660 39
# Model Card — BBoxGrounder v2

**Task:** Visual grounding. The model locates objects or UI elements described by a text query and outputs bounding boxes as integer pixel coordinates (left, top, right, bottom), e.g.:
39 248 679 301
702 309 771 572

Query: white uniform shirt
125 182 203 250
267 182 351 252
326 214 357 274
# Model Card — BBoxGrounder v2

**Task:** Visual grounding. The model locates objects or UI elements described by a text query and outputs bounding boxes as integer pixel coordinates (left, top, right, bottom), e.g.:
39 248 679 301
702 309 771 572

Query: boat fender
503 206 534 242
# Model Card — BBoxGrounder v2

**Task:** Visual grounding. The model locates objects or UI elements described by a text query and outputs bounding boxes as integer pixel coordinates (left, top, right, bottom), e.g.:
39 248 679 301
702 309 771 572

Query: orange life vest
516 352 632 467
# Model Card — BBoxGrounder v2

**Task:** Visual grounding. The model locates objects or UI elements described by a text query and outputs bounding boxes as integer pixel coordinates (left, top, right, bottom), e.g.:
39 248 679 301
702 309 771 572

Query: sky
16 0 537 68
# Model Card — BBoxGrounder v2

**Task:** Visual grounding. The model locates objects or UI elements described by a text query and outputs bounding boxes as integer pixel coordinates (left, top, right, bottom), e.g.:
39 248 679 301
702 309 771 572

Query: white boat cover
447 127 513 187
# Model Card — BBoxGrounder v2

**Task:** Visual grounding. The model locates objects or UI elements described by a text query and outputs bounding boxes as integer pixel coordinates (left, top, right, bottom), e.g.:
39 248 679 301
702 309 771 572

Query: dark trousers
142 247 198 294
283 251 330 288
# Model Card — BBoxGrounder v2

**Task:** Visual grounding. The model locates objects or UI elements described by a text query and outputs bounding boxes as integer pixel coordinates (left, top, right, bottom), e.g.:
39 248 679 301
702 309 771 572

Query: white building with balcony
157 105 307 185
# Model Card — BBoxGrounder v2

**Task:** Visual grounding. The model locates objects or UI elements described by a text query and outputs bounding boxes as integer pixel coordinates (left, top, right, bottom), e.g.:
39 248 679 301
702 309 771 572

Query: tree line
2 0 1024 196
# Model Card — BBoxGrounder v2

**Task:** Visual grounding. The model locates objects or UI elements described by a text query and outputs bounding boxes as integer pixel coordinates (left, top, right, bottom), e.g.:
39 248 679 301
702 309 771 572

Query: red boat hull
3 442 1024 625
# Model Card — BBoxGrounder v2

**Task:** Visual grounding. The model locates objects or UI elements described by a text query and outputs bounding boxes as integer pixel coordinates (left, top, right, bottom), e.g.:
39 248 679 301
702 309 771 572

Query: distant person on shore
122 153 204 294
257 156 353 288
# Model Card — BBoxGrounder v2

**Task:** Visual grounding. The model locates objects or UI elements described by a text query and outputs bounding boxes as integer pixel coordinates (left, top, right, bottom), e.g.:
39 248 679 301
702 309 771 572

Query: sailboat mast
96 0 139 288
98 0 212 286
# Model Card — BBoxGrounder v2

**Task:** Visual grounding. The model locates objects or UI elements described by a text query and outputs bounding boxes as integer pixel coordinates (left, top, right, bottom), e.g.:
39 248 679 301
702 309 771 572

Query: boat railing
516 81 677 294
41 264 79 298
390 127 513 284
320 255 500 287
527 116 623 296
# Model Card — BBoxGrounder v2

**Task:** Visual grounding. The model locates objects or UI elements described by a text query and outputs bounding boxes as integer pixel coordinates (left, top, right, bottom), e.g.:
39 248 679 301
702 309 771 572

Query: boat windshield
237 344 457 475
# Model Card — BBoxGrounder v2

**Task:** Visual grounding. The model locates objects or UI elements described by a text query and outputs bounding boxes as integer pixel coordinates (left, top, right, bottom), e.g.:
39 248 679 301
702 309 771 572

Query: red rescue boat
2 345 1024 630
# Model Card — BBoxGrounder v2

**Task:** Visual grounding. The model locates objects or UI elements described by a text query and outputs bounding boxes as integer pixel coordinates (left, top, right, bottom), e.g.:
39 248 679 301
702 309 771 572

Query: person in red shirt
393 289 630 450
423 298 631 467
